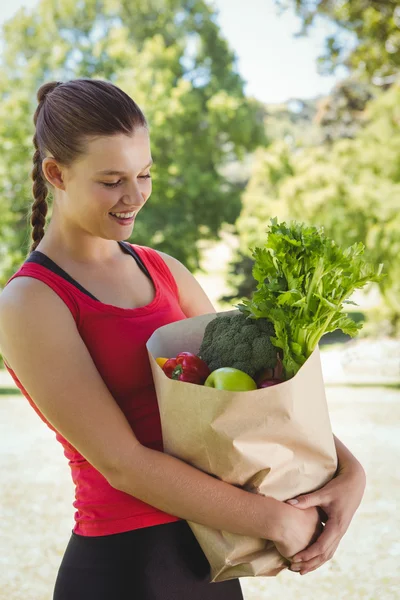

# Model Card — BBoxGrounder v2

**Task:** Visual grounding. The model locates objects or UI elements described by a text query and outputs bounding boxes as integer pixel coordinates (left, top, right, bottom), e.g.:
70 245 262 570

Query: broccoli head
198 313 277 378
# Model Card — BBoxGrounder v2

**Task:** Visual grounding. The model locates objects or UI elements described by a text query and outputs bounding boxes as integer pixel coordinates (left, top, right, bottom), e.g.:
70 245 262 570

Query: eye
102 174 151 187
102 180 122 188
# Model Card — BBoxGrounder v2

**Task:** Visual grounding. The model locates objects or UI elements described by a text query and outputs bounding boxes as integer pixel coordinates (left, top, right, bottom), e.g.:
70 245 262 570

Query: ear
41 157 67 191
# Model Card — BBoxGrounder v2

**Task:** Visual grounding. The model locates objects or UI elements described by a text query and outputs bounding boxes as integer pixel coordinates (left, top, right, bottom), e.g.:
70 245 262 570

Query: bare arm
0 276 293 542
334 434 365 477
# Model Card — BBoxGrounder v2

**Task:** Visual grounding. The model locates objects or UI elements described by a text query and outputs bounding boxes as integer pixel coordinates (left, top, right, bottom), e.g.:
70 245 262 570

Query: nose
122 180 148 207
121 195 143 209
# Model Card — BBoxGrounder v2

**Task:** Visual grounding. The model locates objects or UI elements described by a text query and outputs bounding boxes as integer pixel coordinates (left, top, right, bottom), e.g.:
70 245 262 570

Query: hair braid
29 82 62 253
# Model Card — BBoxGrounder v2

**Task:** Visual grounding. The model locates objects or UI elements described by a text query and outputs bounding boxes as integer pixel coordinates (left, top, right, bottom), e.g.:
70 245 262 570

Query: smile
109 211 136 218
109 212 136 225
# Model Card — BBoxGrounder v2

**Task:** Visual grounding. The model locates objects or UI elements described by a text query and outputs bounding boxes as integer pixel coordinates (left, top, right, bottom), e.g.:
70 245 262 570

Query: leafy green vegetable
198 313 277 378
236 218 384 379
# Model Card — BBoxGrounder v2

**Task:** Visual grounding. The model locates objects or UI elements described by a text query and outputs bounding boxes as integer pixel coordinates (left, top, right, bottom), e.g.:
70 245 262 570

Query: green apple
204 367 257 391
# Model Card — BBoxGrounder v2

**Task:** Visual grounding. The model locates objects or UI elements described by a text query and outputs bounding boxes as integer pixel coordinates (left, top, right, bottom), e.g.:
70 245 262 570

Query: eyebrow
96 159 153 176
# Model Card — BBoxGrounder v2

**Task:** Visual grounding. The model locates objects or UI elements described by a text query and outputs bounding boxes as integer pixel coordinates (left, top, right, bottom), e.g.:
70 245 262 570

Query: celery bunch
236 218 384 379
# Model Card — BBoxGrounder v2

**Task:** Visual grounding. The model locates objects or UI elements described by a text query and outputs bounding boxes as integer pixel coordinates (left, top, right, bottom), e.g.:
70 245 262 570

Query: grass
0 388 22 395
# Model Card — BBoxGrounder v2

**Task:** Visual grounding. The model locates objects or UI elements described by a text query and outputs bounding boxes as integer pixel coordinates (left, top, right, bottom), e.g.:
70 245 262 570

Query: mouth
109 211 136 225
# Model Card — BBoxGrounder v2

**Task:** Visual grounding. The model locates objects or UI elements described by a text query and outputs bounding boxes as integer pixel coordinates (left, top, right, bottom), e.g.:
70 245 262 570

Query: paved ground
1 385 399 600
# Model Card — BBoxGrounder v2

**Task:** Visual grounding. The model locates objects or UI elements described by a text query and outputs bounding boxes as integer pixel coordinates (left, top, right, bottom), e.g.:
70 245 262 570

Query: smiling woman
0 78 246 600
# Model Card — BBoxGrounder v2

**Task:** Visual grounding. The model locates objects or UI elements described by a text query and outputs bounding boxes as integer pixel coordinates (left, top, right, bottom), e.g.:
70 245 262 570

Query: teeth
110 211 135 219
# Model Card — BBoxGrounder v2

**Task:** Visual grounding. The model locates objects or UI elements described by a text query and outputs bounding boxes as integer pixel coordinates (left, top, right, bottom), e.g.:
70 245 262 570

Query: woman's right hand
273 504 323 562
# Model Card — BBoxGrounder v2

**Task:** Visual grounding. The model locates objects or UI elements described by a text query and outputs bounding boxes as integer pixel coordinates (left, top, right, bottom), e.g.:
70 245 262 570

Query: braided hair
31 82 62 252
30 79 147 253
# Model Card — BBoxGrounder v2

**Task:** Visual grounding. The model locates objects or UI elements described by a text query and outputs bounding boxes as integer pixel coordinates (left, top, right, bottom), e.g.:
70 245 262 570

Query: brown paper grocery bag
146 310 338 582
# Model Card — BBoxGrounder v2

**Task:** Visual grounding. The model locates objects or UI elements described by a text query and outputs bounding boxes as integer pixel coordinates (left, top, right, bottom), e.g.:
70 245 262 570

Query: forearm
112 443 290 541
334 434 365 476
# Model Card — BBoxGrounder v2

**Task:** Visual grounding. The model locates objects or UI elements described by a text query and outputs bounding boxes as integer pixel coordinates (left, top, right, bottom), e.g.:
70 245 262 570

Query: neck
35 205 125 267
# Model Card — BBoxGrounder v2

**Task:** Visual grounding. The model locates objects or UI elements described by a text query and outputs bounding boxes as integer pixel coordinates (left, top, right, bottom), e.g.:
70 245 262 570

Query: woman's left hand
286 458 366 576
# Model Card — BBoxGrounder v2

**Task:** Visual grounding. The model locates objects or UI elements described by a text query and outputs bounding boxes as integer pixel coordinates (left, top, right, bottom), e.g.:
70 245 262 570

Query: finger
291 518 340 563
286 491 323 509
290 541 338 575
299 544 337 575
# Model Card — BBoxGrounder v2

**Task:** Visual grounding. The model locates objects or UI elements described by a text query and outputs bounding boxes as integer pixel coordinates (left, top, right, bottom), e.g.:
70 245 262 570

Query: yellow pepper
155 357 169 368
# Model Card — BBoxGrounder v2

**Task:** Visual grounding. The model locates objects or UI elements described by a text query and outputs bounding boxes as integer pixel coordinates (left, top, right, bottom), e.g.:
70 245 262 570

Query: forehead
82 128 151 172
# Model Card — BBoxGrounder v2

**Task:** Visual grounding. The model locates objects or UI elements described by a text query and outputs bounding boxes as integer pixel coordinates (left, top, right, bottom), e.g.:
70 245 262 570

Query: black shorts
53 520 243 600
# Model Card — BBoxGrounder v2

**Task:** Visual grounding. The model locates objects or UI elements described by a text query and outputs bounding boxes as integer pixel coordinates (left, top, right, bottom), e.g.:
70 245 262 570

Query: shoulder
0 275 76 369
0 274 50 308
0 274 73 324
153 249 217 318
0 271 72 313
0 275 75 342
154 249 186 273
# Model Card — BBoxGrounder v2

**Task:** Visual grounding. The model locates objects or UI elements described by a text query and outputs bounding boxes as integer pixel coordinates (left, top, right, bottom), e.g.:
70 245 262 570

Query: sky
0 0 347 104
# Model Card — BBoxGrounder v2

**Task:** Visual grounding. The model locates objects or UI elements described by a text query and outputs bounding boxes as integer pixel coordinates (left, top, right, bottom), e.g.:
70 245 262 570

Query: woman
0 79 366 599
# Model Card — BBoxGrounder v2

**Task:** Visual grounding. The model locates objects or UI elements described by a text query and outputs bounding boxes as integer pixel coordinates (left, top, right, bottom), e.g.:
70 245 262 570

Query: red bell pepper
162 352 210 385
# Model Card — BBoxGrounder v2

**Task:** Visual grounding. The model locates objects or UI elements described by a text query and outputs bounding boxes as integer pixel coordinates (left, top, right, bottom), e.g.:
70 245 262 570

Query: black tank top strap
25 241 151 302
118 241 152 279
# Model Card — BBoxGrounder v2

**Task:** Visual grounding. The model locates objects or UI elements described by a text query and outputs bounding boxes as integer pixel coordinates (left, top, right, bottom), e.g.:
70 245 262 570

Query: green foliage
276 0 400 84
198 312 277 378
237 219 383 378
315 79 375 143
264 99 323 147
0 0 266 281
230 83 400 333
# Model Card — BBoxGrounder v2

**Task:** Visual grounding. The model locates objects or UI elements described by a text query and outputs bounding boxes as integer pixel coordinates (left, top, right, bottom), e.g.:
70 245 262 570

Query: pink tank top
4 242 187 536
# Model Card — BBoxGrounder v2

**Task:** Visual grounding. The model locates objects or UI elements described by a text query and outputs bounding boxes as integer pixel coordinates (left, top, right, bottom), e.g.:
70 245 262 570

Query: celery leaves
236 219 384 379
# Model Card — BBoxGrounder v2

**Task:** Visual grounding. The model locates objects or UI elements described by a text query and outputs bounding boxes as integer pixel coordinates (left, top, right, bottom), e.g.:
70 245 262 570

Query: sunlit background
0 1 399 599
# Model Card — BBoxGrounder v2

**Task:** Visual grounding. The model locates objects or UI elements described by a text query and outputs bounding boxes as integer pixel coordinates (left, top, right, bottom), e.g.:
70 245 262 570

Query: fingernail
287 499 299 505
291 565 301 572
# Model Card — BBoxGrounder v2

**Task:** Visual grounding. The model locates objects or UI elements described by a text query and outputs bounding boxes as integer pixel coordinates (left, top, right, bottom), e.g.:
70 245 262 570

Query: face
45 127 152 242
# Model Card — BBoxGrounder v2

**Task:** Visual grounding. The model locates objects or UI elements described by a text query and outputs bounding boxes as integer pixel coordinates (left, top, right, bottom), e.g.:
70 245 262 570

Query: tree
276 0 400 85
264 98 323 147
315 78 375 143
221 141 296 303
228 83 400 332
0 0 267 281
